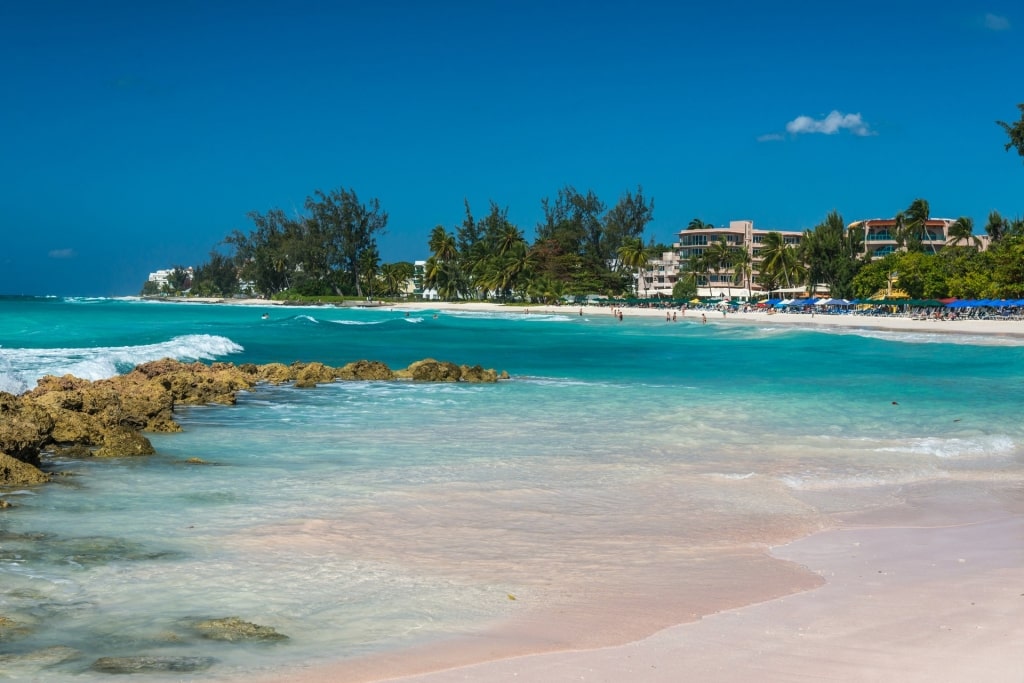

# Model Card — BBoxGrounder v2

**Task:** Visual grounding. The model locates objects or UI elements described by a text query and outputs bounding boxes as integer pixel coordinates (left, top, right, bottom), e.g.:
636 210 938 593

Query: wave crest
0 334 243 394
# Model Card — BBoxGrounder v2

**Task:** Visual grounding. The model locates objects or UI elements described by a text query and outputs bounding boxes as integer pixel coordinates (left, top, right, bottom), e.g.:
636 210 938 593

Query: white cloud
982 13 1010 31
48 248 76 259
785 110 873 137
757 133 784 142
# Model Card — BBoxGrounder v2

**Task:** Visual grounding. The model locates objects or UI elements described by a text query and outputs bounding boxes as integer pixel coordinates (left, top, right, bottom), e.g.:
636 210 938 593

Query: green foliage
996 103 1024 163
672 274 697 300
797 211 864 298
758 232 799 289
191 252 238 297
140 280 160 296
214 186 386 299
166 266 192 292
849 256 894 300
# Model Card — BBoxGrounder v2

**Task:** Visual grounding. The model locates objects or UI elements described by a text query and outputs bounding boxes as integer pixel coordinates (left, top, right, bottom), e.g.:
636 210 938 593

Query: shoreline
245 497 1024 683
241 504 1024 683
381 512 1024 683
149 296 1024 339
153 296 1024 681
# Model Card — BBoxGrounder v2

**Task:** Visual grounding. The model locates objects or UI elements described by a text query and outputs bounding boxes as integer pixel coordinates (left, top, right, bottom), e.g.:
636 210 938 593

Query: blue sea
2 296 1023 681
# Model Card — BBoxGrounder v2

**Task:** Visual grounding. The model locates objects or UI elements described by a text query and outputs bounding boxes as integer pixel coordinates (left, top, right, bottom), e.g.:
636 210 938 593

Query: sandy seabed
182 298 1024 682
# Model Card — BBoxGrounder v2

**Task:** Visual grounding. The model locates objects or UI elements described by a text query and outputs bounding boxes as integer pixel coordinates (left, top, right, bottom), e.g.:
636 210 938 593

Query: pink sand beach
227 302 1024 683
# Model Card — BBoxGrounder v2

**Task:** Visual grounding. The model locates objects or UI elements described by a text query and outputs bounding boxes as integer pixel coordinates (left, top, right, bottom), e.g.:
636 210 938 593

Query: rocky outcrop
191 616 288 642
398 358 462 382
0 357 506 482
0 452 50 486
460 364 499 383
293 361 340 388
337 360 394 381
92 656 216 674
0 646 80 671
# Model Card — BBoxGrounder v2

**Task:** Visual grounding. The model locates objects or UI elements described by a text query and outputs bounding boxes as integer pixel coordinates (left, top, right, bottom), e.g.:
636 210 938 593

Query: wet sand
195 297 1024 682
248 495 1024 683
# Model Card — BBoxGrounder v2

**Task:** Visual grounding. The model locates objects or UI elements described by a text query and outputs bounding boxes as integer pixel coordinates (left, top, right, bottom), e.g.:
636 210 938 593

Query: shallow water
1 296 1023 679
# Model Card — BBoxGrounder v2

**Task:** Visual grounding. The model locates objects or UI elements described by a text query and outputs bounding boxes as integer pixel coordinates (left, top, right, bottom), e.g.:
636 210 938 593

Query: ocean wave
706 472 758 480
817 326 1024 347
443 310 574 323
327 318 387 326
875 434 1015 459
780 469 947 491
0 334 243 394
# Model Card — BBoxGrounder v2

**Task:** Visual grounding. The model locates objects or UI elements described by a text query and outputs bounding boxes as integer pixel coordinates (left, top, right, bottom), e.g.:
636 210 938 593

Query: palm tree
759 232 796 289
496 224 525 256
731 247 753 297
428 225 458 263
687 218 710 231
892 211 908 250
904 198 934 254
688 253 709 294
946 217 981 249
704 238 733 297
617 237 651 297
996 103 1024 163
379 262 413 297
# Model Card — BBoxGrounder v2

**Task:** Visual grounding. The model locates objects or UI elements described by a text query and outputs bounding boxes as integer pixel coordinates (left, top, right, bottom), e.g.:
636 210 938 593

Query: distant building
638 220 803 298
847 217 956 259
147 266 194 289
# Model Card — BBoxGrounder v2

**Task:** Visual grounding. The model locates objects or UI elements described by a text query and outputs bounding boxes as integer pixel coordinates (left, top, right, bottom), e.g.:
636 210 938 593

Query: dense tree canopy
149 103 1023 304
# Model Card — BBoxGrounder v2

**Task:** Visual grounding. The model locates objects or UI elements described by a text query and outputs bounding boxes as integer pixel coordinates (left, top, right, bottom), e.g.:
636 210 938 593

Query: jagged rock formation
0 357 506 488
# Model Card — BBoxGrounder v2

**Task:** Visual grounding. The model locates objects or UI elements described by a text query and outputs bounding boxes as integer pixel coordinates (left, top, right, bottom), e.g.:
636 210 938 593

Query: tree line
144 104 1024 301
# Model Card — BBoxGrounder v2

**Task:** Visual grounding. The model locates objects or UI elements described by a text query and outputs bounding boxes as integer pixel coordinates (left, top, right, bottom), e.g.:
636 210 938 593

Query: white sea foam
817 326 1024 347
444 310 574 323
0 334 243 393
780 469 948 491
707 472 758 480
328 318 386 325
875 434 1015 459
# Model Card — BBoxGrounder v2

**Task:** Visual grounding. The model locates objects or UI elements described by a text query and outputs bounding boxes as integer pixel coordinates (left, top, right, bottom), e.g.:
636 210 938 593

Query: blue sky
1 0 1020 296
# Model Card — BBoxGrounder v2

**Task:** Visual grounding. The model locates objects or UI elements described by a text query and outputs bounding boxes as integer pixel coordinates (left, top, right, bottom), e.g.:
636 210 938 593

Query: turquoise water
2 296 1023 680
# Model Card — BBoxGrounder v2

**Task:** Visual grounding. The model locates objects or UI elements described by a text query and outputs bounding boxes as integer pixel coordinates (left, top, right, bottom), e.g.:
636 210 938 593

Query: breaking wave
0 334 243 394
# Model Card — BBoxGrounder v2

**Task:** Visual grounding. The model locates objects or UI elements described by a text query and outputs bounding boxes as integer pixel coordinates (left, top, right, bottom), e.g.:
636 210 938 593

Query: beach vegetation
946 217 981 249
190 252 239 297
996 103 1024 163
166 161 1021 304
672 273 698 300
617 237 652 296
901 198 935 254
758 232 799 289
165 266 193 293
797 211 865 299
